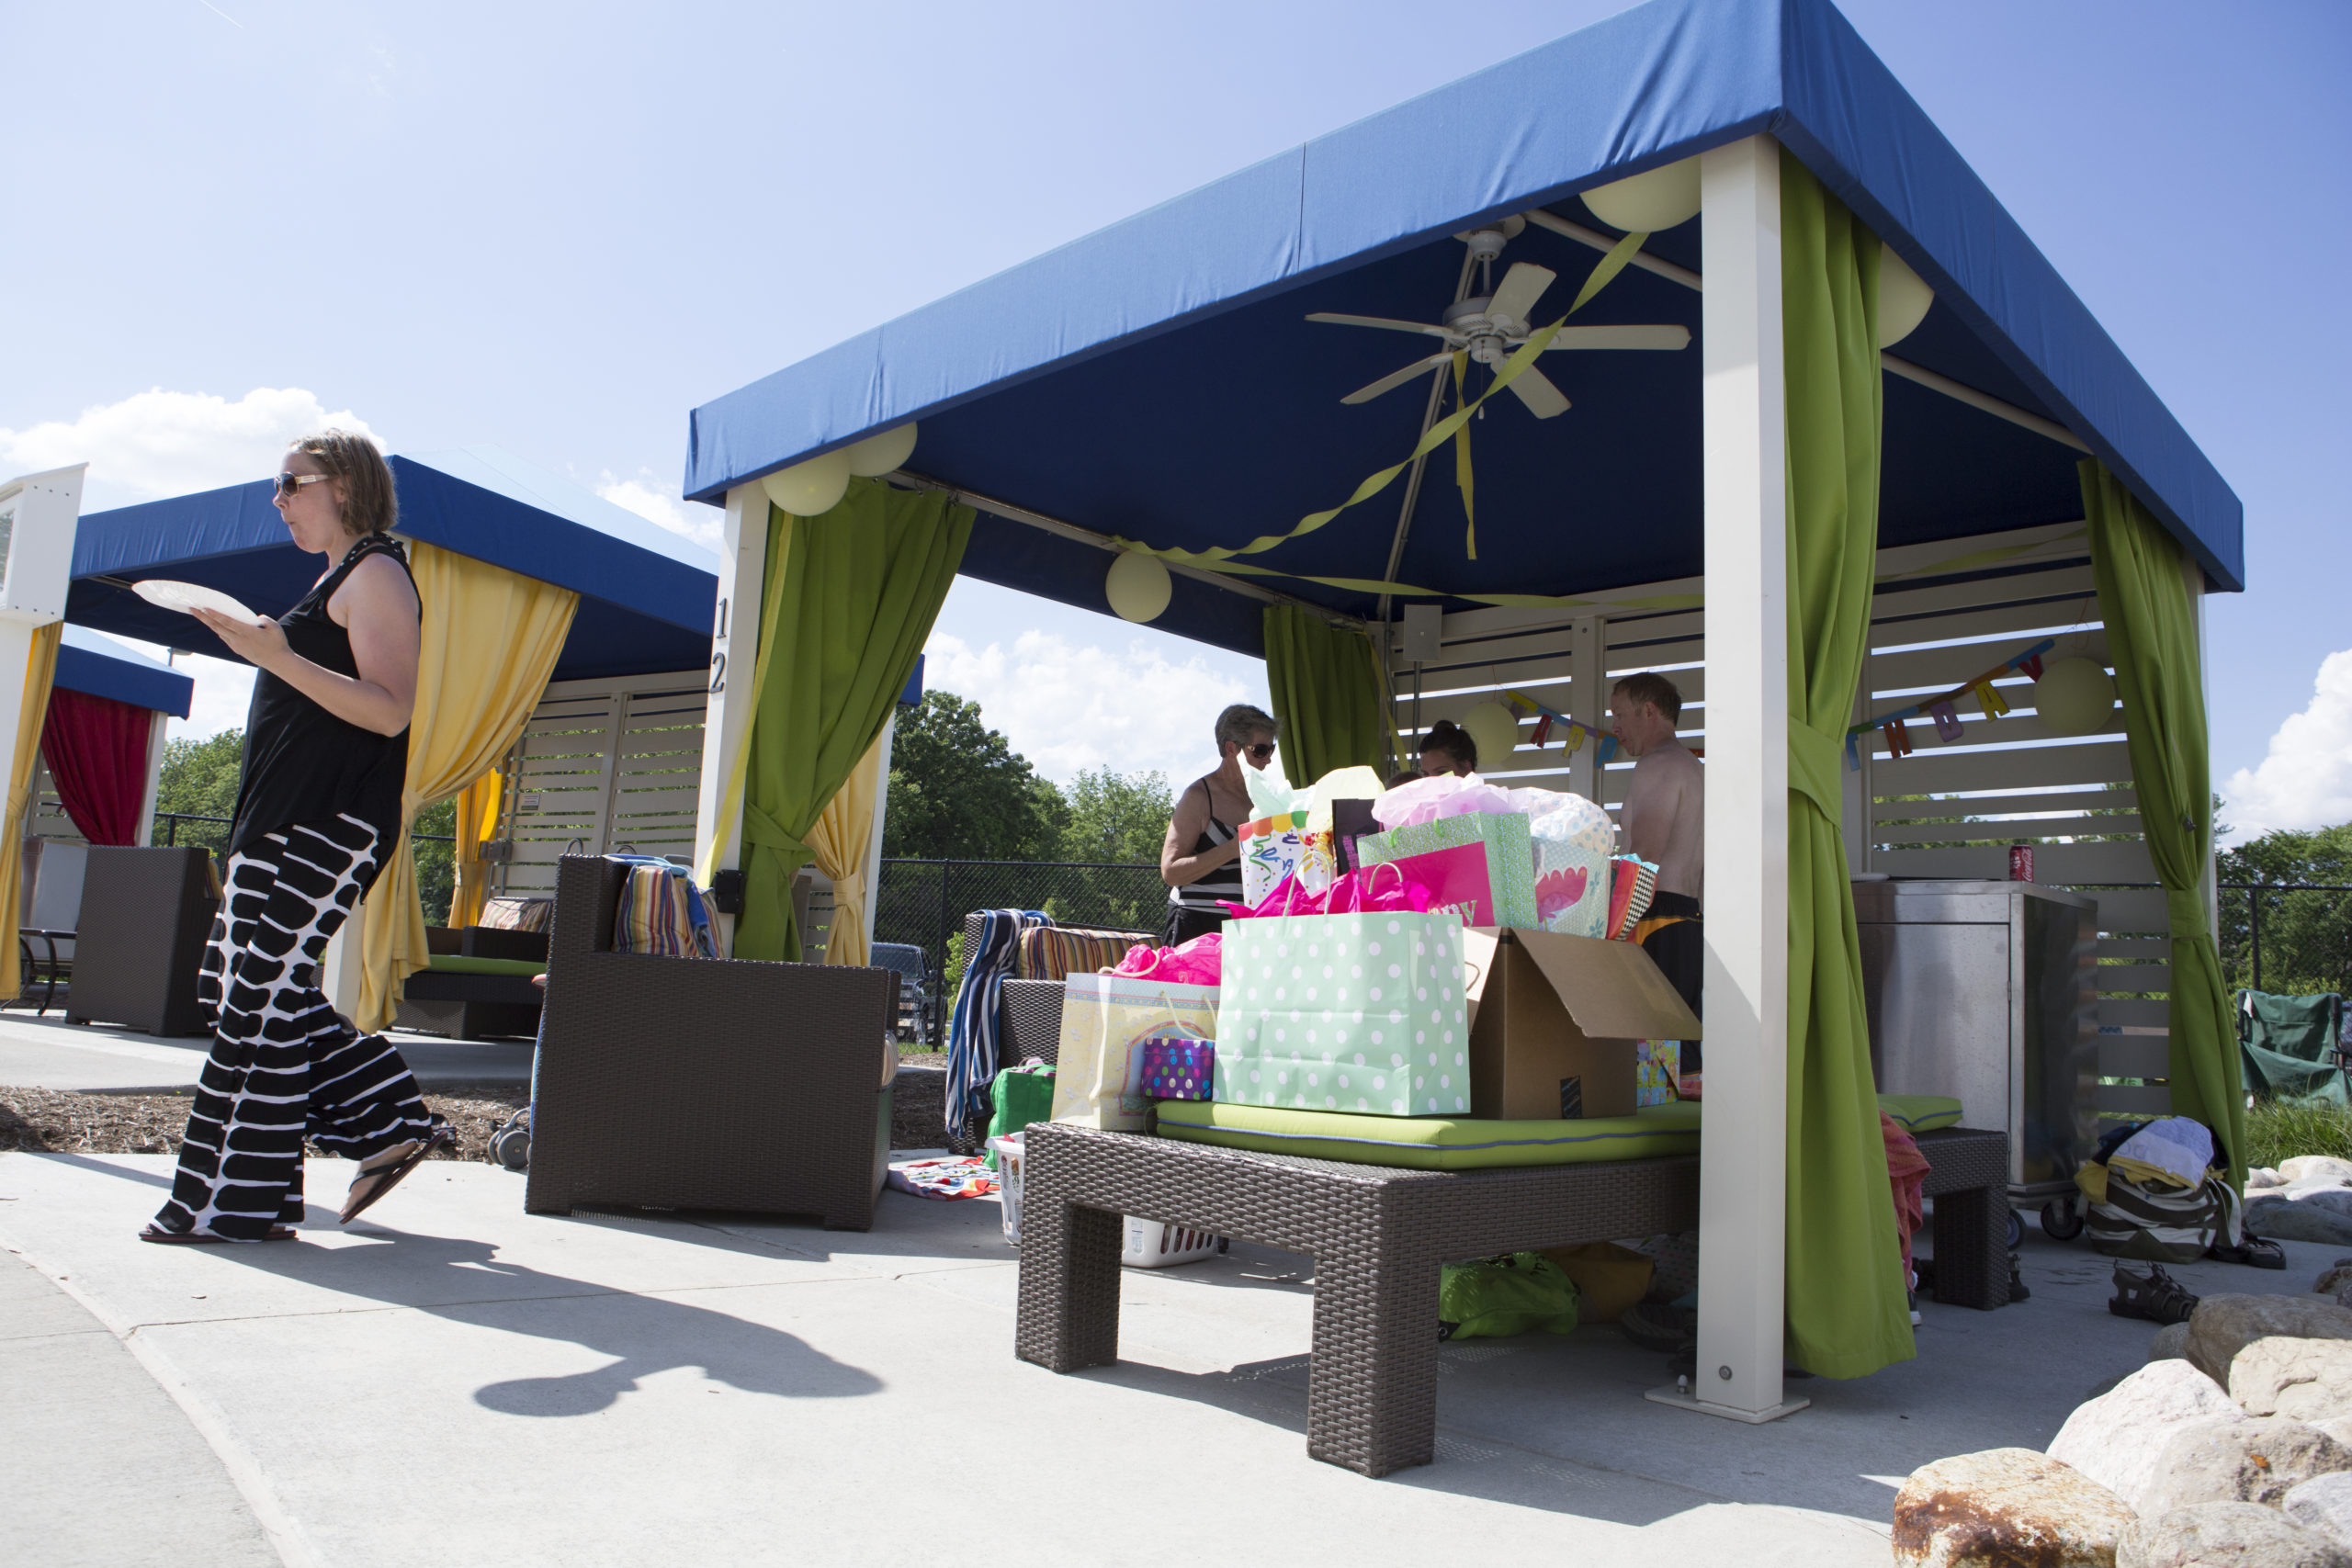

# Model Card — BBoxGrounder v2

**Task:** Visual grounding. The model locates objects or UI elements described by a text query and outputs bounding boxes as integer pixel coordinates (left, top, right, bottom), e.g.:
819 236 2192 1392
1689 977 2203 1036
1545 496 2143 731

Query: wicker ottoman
1014 1122 2009 1476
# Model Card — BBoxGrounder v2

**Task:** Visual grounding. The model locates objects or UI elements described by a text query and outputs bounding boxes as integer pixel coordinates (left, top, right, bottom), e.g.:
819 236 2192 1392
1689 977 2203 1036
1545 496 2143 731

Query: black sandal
2209 1235 2288 1270
2109 1261 2199 1325
339 1121 454 1224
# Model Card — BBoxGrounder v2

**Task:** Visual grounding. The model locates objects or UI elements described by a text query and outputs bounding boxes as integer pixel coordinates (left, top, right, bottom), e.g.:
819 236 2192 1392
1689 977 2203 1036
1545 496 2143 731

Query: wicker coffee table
1014 1121 2009 1475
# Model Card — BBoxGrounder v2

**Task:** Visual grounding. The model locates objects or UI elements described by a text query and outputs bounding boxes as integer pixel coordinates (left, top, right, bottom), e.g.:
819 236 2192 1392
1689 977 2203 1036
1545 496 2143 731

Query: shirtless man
1611 671 1705 1084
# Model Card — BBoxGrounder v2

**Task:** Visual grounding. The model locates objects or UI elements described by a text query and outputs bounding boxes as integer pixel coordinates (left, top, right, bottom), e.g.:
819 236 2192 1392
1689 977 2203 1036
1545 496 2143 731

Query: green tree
882 691 1066 861
1058 767 1171 864
2218 822 2352 998
154 729 244 860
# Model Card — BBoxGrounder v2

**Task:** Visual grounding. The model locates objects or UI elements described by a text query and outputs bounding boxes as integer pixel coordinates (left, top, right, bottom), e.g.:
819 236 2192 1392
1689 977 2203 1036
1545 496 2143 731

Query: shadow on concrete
197 1227 885 1416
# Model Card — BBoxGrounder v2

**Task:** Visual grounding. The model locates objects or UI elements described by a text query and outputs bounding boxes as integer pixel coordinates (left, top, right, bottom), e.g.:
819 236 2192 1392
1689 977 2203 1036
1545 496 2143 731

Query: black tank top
230 535 417 860
1169 776 1244 912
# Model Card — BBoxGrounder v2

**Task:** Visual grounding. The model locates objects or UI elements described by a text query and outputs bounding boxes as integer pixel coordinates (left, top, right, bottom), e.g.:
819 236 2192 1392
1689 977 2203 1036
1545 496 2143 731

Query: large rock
2153 1322 2193 1363
2314 1265 2352 1309
2288 1472 2352 1552
2283 1157 2352 1187
2188 1297 2352 1386
2234 1338 2352 1423
2253 1189 2352 1247
2142 1416 2352 1515
1894 1449 2134 1567
2119 1502 2352 1568
2053 1361 2245 1512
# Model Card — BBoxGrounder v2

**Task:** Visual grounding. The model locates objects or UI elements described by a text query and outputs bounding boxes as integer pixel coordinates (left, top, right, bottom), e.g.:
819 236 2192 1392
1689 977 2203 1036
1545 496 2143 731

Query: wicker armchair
65 847 220 1037
524 856 899 1229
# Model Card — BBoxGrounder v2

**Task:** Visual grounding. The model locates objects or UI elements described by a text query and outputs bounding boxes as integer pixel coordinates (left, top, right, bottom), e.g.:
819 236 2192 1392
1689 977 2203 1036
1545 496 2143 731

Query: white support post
1566 615 1605 801
1649 133 1804 1423
135 709 170 846
863 712 896 951
690 484 772 955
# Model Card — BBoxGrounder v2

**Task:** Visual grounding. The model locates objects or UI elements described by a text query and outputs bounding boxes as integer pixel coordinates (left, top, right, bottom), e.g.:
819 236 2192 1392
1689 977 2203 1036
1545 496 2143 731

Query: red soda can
2008 842 2034 882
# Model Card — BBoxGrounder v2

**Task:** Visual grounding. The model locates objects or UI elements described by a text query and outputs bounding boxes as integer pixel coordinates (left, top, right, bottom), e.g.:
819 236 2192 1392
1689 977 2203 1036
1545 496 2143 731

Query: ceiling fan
1306 219 1690 419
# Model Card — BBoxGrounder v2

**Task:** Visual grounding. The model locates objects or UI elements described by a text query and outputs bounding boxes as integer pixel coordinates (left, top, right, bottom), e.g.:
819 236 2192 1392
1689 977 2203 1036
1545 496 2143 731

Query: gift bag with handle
1354 811 1538 929
1051 972 1219 1131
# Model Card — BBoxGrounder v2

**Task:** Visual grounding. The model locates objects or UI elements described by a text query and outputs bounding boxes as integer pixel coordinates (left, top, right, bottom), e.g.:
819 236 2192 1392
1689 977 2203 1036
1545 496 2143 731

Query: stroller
2237 989 2349 1104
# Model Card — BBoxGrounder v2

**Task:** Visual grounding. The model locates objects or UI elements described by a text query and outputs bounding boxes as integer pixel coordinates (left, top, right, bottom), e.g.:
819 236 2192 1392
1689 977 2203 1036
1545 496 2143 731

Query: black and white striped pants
154 814 435 1241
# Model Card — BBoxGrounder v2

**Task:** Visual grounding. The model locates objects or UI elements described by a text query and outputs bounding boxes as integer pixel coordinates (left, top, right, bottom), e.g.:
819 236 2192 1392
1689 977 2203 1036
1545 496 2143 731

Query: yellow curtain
805 725 886 968
2 623 63 998
356 543 577 1031
447 768 504 929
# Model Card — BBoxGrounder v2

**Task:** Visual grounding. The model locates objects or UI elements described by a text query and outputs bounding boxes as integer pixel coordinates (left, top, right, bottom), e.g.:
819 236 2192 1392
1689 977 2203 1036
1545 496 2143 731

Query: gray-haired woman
1159 703 1280 942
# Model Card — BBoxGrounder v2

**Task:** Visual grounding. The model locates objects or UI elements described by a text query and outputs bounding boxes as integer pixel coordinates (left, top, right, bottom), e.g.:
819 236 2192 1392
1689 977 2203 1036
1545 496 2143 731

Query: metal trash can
1854 878 2100 1229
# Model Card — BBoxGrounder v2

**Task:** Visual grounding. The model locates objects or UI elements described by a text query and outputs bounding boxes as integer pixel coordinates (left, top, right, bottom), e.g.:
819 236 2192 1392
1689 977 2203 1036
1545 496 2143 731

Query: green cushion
424 955 548 977
1153 1099 1700 1170
1877 1094 1962 1133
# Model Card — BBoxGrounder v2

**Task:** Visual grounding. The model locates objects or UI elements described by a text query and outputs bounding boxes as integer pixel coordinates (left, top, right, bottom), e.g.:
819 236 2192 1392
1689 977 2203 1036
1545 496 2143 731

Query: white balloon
2033 658 2116 737
1459 701 1522 773
1105 550 1171 623
843 423 918 477
1581 157 1702 232
1879 244 1934 347
761 451 851 516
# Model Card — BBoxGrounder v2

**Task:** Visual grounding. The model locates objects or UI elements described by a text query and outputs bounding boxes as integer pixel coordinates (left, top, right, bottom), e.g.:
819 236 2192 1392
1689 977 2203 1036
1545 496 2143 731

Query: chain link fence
154 812 460 924
2222 883 2352 998
873 858 1169 1043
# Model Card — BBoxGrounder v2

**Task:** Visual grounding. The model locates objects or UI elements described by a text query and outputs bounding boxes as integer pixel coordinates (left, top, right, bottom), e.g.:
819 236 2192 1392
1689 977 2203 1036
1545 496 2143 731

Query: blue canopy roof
54 625 193 718
68 446 720 683
684 0 2240 658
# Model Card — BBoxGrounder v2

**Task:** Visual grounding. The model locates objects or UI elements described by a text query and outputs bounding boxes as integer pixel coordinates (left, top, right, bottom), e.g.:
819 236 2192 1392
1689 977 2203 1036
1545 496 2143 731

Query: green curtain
1780 149 1915 1378
736 478 973 961
1263 604 1393 782
2083 460 2245 1184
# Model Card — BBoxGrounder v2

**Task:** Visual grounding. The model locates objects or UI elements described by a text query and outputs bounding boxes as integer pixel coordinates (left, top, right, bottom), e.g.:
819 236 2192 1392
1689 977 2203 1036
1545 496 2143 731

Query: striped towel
1015 924 1151 982
609 859 716 957
945 908 1048 1134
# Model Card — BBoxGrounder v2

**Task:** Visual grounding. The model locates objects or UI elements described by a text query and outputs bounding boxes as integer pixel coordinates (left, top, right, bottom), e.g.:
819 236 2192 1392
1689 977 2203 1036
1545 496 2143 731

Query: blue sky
6 1 2346 828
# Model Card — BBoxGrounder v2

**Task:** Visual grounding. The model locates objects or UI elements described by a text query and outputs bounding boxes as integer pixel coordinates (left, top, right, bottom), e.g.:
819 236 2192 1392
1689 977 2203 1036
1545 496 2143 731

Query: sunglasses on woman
270 472 332 500
1244 741 1277 761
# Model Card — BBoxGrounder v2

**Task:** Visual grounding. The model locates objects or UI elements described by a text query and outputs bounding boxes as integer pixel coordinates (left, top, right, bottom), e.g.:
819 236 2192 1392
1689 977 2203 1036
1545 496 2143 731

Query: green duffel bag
1439 1251 1581 1341
982 1064 1057 1168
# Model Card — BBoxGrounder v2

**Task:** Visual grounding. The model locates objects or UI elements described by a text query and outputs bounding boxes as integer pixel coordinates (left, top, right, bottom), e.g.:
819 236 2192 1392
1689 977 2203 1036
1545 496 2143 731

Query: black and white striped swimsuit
1165 777 1242 942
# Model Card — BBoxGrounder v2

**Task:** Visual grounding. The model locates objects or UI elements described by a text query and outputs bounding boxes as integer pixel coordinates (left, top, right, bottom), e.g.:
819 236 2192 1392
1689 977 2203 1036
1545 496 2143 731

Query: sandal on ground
1620 1301 1699 1353
2109 1261 2199 1325
139 1224 297 1245
2208 1235 2288 1270
339 1121 454 1224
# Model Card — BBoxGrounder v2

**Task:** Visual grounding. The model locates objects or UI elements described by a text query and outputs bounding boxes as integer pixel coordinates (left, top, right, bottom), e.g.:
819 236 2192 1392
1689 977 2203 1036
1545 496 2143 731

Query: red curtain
40 687 154 847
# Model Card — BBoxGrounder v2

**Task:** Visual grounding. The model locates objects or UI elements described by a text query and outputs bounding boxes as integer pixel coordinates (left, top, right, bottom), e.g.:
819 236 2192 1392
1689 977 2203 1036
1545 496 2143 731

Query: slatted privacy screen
492 671 708 897
1383 522 2173 1117
27 753 82 844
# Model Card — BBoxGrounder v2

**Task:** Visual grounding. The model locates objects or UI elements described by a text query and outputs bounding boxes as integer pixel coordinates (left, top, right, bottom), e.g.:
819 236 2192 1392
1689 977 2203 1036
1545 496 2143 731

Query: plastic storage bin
989 1131 1223 1267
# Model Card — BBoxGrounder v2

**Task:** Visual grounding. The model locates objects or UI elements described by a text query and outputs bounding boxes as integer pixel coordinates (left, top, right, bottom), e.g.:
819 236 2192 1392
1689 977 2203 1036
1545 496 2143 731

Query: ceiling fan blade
1306 311 1454 338
1485 262 1556 329
1508 366 1572 420
1342 354 1453 405
1543 324 1692 351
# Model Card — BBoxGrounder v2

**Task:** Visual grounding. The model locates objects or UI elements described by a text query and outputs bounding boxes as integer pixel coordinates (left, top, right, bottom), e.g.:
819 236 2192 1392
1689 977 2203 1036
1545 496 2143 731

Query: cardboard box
1461 927 1702 1120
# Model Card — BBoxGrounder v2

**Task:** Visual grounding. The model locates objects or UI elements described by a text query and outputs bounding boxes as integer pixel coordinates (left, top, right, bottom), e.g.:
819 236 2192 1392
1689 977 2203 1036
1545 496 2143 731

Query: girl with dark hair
142 432 449 1243
1417 718 1478 777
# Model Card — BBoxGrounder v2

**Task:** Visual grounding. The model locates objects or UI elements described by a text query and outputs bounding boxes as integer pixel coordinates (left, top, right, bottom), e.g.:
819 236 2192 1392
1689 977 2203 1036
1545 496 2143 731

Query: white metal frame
691 483 770 954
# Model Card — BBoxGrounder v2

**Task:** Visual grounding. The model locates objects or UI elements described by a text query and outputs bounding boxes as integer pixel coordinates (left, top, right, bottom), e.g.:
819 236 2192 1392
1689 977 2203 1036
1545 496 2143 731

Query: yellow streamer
1112 228 1652 575
1451 352 1476 560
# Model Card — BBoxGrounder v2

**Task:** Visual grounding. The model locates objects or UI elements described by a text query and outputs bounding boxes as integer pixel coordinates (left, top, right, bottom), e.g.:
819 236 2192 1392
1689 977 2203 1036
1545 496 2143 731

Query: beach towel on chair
945 908 1048 1136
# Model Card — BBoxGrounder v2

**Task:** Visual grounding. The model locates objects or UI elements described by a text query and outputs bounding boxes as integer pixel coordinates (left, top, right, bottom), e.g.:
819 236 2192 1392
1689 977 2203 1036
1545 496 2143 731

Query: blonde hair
291 430 398 536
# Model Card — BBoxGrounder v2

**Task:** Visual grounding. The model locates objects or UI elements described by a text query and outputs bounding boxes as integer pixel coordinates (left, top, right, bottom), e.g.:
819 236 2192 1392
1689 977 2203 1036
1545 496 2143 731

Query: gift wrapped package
1216 908 1472 1116
1355 811 1537 929
1138 1035 1216 1100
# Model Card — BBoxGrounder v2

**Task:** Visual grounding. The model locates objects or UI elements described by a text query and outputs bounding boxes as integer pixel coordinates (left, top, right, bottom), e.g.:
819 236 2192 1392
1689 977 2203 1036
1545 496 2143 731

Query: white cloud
922 627 1265 787
0 387 378 508
2222 649 2352 841
594 468 724 553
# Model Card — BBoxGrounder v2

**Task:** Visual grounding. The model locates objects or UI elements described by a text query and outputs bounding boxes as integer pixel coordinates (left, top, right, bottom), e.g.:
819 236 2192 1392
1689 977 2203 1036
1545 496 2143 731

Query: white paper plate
131 579 259 622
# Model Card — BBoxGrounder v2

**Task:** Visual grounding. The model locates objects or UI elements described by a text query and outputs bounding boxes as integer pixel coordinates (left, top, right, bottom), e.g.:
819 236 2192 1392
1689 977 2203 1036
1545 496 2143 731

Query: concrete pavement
0 1010 528 1092
1 1147 2334 1568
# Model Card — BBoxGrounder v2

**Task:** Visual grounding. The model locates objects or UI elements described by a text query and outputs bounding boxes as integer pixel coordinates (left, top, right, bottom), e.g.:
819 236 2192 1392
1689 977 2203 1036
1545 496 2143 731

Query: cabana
67 446 720 1029
31 626 195 846
682 0 2240 1419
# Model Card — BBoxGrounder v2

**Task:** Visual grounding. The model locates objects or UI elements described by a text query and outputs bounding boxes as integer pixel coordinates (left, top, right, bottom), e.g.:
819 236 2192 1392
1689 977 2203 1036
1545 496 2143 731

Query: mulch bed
0 1084 526 1164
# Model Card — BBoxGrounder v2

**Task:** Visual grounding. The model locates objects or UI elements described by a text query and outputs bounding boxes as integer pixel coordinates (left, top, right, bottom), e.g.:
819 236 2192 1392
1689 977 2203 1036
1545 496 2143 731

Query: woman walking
143 432 449 1244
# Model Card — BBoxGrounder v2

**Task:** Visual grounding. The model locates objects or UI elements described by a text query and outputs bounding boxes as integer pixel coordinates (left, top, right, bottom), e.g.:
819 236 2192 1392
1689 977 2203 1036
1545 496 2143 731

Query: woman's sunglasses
1243 741 1277 761
270 472 332 500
